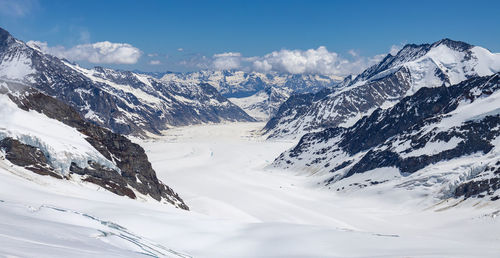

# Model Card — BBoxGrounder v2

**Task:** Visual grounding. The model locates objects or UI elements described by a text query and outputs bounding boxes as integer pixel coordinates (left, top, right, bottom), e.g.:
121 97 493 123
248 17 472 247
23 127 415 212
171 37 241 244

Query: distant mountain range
264 39 500 138
159 70 342 98
159 70 341 120
0 27 254 136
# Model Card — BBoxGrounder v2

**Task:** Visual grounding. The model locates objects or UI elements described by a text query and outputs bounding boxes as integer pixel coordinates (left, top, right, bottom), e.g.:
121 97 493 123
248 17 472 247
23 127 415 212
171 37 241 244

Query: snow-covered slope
349 39 500 91
265 39 500 138
0 93 116 174
160 70 341 120
0 81 188 209
229 87 292 121
272 73 500 201
0 27 254 136
1 122 500 257
0 173 191 257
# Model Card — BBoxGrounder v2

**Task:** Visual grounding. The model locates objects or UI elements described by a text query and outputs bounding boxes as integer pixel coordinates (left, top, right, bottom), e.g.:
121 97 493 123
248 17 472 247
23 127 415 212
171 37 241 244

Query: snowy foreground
1 122 500 257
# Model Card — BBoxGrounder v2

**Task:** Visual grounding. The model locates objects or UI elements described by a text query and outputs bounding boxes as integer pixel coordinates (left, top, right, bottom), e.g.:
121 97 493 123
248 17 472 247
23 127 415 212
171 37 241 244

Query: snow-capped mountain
264 39 500 138
0 80 188 209
160 70 341 120
160 70 342 98
272 73 500 201
0 27 254 136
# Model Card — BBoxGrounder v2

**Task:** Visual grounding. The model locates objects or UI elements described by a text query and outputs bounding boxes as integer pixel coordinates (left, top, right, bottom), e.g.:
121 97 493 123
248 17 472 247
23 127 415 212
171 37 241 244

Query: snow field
0 122 499 257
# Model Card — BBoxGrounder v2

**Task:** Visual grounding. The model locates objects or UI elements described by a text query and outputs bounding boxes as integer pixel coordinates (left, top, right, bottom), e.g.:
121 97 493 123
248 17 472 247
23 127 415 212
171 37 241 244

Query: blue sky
1 0 499 75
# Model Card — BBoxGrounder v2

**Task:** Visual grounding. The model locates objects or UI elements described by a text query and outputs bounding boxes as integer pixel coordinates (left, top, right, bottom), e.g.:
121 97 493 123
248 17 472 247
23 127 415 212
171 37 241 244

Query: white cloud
149 60 161 65
213 52 242 57
177 48 184 52
252 46 343 74
212 52 242 70
253 59 272 72
205 46 389 76
27 40 142 64
177 44 402 76
147 53 158 57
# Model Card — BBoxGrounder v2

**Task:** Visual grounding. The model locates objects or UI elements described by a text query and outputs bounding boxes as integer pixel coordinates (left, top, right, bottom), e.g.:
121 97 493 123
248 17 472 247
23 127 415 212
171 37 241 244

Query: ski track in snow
0 122 500 257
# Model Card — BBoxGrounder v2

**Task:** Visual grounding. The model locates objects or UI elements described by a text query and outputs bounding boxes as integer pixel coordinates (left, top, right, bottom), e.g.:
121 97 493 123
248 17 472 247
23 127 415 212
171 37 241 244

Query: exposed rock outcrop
3 86 188 209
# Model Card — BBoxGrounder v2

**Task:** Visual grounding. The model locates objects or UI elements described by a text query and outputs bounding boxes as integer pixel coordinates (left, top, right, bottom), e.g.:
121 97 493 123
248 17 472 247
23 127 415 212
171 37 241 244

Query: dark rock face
454 162 500 201
346 115 498 177
0 137 63 179
273 73 500 200
78 123 188 208
455 178 500 200
70 161 136 199
0 27 254 136
5 87 188 209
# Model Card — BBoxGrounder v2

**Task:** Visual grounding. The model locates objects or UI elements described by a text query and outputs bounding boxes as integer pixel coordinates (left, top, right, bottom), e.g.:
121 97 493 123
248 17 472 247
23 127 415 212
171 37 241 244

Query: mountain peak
432 38 473 51
397 42 431 54
0 27 14 48
393 39 473 60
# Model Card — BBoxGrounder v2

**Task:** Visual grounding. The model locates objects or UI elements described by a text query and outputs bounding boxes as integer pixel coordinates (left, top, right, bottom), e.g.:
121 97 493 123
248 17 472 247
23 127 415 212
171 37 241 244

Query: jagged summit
431 38 473 51
391 38 472 56
351 38 475 87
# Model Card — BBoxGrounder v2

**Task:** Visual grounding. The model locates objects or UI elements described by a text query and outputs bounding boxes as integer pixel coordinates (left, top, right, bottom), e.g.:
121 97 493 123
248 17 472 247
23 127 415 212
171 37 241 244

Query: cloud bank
27 39 397 76
181 46 390 77
27 41 142 64
212 52 242 70
252 46 355 75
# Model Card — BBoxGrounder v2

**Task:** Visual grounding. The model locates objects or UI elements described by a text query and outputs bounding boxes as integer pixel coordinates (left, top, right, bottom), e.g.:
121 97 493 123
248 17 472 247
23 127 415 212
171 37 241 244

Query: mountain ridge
0 27 255 136
264 38 500 139
272 73 500 201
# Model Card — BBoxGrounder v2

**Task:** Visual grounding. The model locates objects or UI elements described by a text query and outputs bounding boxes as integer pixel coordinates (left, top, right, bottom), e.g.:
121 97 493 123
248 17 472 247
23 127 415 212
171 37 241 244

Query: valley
1 122 499 257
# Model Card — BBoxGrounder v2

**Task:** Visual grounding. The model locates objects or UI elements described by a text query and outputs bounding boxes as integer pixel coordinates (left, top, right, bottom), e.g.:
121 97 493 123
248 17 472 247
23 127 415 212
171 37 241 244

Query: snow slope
1 122 500 256
229 91 273 121
0 94 116 174
229 87 292 121
272 73 500 203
